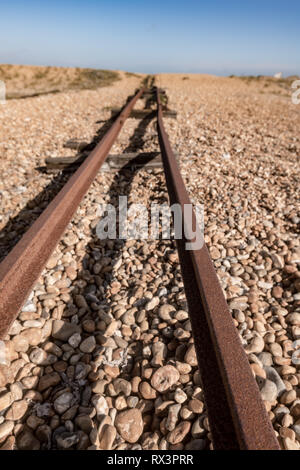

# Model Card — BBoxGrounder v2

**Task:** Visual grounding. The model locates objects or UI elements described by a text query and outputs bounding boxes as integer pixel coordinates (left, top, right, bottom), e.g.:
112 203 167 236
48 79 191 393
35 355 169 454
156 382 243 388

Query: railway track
0 82 280 450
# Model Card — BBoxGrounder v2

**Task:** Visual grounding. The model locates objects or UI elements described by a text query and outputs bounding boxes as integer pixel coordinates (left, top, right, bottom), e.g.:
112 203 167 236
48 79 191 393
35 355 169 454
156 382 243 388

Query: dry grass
0 64 121 99
124 71 141 79
228 74 300 98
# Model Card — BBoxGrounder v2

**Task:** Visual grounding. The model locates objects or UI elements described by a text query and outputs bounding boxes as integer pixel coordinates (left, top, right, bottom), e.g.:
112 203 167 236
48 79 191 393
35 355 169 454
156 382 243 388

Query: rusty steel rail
0 88 144 339
156 88 280 450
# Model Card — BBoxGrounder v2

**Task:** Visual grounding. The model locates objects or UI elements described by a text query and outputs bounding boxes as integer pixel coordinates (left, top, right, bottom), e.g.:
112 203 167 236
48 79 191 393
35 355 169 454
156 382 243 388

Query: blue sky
0 0 299 75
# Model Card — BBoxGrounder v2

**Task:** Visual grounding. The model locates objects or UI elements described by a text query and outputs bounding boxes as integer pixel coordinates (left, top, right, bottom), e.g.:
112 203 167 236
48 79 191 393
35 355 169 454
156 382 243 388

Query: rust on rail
156 88 280 450
0 88 144 339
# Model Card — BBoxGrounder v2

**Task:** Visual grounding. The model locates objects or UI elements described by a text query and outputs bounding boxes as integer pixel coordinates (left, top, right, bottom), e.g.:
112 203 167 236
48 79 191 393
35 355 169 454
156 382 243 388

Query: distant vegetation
0 64 121 99
228 74 299 96
125 71 141 78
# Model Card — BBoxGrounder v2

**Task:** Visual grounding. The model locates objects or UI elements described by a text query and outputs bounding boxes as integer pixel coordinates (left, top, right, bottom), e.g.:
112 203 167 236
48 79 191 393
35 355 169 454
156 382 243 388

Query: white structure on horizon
274 72 283 79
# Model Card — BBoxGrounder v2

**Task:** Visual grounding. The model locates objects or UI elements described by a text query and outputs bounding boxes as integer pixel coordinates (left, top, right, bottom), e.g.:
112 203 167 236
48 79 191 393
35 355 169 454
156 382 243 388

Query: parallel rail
0 84 280 450
156 88 279 450
0 88 144 338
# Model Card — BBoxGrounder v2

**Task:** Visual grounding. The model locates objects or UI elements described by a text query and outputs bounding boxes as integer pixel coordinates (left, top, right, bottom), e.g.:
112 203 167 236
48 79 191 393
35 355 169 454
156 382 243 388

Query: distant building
274 72 283 79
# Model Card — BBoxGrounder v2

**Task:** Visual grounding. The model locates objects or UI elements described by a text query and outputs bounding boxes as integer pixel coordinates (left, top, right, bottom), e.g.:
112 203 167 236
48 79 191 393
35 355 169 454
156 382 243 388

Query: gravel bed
0 74 299 450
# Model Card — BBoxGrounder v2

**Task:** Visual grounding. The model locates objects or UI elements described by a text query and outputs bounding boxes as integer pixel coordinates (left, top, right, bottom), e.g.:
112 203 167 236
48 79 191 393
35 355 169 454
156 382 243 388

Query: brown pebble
151 366 180 392
115 409 143 443
167 421 191 444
